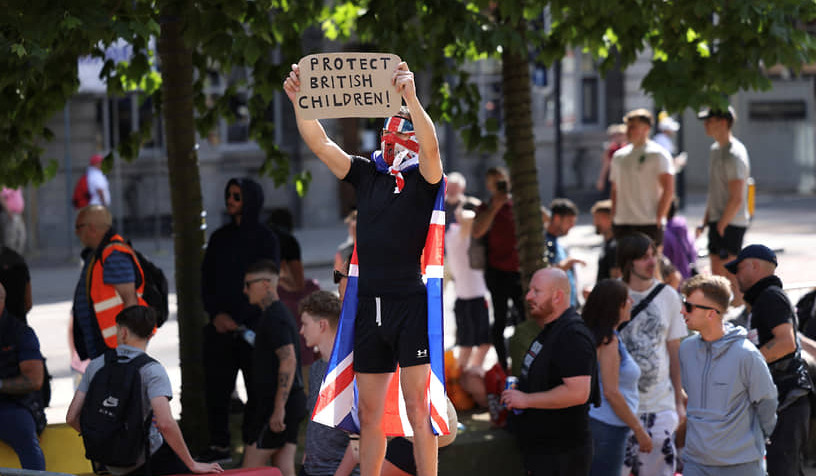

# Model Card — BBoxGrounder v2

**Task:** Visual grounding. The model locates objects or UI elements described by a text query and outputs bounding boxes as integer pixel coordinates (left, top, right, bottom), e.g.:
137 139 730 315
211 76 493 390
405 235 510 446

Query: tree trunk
158 0 208 452
502 34 546 290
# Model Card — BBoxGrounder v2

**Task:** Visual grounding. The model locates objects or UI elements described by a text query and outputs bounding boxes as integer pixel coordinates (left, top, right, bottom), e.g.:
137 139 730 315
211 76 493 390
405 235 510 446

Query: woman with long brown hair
583 279 652 476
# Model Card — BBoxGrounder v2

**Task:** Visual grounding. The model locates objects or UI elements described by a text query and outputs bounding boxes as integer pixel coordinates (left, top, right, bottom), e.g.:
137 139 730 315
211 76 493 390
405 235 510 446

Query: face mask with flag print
380 115 419 166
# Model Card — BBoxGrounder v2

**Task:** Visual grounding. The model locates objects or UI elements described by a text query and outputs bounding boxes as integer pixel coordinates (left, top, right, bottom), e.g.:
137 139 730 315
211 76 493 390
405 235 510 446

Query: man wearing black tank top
284 61 443 476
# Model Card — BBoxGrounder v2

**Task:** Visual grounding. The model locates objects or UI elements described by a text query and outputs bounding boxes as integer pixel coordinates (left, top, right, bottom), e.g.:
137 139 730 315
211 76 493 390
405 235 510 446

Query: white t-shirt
610 140 674 225
86 166 111 206
619 280 687 414
445 222 488 299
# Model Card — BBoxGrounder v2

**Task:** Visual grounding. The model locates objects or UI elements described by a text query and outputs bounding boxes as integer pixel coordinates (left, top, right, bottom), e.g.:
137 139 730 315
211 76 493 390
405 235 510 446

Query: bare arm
716 178 745 236
800 334 816 357
761 322 797 363
472 195 507 239
667 338 685 424
283 64 352 180
597 340 651 451
501 375 591 410
268 344 297 432
657 173 675 226
0 359 44 395
610 182 617 218
596 152 611 191
392 62 442 184
66 390 86 432
334 439 360 476
112 282 139 308
153 395 223 473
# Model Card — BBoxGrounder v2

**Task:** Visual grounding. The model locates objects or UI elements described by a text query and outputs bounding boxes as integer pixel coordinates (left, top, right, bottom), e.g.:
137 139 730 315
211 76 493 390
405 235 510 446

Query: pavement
24 191 816 441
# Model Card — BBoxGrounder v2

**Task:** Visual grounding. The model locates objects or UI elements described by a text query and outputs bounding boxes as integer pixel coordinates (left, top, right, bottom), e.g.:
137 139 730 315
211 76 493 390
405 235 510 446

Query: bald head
76 205 112 249
526 267 571 324
536 268 570 295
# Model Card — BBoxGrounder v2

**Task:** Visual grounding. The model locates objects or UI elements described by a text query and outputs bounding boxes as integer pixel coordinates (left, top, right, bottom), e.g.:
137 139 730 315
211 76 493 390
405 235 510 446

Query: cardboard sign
296 53 402 120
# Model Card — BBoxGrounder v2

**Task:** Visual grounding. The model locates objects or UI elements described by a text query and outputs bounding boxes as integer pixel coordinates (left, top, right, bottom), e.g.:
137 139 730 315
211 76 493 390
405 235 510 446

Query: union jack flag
312 175 449 437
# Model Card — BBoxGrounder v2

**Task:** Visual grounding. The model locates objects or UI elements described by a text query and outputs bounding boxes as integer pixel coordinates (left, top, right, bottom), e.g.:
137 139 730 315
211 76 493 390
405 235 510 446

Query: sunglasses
333 269 348 284
244 277 270 289
683 300 720 314
226 192 241 202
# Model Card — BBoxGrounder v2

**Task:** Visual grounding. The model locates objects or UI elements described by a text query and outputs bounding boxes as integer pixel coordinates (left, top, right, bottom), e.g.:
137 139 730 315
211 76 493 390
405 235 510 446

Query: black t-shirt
746 275 796 349
251 301 303 415
343 156 441 296
597 238 617 282
0 246 30 323
515 309 596 452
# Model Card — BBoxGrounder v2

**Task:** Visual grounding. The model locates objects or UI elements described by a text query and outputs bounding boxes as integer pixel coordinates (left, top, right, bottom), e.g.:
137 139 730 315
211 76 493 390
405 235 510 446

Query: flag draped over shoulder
312 170 449 437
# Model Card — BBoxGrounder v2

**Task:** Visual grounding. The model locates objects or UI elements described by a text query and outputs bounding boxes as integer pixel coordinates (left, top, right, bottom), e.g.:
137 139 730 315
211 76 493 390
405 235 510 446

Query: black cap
697 105 736 122
724 244 778 274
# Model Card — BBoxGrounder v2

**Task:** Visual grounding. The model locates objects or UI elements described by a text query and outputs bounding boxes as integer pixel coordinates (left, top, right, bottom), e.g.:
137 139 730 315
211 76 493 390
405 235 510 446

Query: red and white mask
381 116 419 166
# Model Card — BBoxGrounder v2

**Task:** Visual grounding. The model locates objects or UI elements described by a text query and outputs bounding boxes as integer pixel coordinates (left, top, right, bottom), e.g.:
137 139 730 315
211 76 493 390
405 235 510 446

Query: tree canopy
3 0 815 447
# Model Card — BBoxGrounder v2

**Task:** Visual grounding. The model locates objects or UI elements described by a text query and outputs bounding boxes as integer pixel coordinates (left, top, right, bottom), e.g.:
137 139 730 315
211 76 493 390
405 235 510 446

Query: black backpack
80 350 156 468
131 248 170 327
96 237 170 327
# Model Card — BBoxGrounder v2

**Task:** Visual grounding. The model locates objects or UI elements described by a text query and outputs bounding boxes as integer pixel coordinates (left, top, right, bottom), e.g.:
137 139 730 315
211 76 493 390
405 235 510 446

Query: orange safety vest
86 234 147 349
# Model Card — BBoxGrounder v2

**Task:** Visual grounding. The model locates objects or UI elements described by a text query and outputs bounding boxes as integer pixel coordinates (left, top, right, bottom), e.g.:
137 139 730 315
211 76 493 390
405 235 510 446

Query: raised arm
283 64 352 180
392 62 442 184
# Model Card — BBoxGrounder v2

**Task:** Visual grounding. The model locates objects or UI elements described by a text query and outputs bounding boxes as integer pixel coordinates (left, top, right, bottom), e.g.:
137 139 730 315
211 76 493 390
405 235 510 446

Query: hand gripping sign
295 53 402 120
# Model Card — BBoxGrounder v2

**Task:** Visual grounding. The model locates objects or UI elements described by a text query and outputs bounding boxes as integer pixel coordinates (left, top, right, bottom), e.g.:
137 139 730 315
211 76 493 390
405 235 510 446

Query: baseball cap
697 105 736 122
89 154 104 166
724 244 778 274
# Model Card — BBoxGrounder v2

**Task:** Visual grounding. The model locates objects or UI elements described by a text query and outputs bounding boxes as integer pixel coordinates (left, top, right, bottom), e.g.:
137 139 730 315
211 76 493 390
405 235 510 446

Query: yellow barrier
0 424 92 475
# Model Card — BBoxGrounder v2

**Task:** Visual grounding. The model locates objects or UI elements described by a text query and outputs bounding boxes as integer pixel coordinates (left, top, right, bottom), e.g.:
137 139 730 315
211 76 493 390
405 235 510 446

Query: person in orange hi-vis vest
72 205 147 361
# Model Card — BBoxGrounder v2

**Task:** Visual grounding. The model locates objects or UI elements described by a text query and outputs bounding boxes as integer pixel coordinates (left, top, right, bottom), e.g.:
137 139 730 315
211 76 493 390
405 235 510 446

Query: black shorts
707 223 747 259
612 224 663 246
247 391 307 449
354 294 430 373
455 297 490 347
385 437 416 475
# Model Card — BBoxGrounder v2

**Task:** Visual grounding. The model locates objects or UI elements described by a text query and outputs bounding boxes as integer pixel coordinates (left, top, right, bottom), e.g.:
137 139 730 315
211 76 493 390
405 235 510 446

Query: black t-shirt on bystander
514 309 596 453
249 301 304 419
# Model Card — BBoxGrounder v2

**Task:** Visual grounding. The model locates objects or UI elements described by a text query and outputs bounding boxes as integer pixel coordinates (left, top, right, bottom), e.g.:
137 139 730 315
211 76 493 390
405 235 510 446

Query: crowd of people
2 58 815 476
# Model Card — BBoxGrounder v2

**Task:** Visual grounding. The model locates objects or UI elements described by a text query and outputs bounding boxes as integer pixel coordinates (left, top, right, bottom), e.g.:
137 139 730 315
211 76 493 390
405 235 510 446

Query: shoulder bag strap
618 283 666 331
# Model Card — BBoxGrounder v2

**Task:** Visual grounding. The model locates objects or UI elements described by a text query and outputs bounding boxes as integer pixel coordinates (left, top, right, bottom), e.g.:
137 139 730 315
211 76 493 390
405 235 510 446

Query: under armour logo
416 349 428 358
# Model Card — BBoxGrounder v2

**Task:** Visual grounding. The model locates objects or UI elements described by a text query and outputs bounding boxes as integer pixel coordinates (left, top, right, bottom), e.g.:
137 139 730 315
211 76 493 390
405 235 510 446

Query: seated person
66 305 222 475
0 283 45 471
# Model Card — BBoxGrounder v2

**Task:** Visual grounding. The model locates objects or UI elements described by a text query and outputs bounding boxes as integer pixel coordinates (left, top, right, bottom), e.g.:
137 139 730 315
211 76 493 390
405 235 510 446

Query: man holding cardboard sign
284 58 443 476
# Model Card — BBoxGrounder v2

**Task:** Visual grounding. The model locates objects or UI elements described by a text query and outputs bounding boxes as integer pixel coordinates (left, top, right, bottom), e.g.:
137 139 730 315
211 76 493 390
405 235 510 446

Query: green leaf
11 43 26 57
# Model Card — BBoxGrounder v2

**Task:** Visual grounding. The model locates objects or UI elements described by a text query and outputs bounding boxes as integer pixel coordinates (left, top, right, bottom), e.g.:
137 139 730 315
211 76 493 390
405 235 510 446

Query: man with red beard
284 61 443 476
501 268 598 475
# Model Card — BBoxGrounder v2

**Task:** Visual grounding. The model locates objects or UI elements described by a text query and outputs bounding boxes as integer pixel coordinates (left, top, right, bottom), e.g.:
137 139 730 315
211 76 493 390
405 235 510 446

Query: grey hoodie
680 323 778 467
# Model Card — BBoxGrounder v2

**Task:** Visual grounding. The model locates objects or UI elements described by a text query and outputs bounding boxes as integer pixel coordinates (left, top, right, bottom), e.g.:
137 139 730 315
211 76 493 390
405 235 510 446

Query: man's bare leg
270 442 298 476
357 372 392 476
711 253 743 307
401 364 438 476
242 443 274 468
